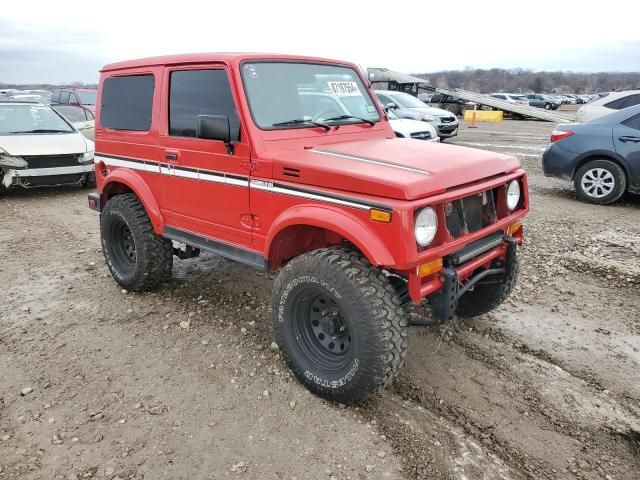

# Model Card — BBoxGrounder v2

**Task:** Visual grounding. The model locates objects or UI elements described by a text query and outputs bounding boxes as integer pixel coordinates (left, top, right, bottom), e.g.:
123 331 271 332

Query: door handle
619 136 640 143
165 152 178 160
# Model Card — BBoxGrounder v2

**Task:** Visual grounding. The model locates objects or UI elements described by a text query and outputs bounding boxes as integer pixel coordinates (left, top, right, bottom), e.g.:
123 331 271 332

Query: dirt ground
1 111 639 480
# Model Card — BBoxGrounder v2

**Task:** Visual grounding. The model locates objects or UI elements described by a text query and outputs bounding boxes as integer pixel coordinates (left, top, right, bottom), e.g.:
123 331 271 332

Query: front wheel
272 248 408 404
544 103 551 110
101 193 173 291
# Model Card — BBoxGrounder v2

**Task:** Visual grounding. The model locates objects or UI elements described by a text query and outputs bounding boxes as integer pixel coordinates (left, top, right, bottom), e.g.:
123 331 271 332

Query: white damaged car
0 100 95 191
387 108 439 142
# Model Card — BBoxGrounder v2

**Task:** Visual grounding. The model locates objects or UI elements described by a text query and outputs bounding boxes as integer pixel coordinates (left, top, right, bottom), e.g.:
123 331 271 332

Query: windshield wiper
14 129 71 134
322 115 376 126
272 119 330 131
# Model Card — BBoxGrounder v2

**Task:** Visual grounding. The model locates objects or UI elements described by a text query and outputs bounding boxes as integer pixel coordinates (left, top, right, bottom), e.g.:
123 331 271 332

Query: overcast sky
1 0 639 84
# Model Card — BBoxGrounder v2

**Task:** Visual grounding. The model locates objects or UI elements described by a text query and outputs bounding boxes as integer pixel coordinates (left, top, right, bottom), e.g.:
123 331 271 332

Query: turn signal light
506 221 522 237
370 209 392 223
417 258 443 278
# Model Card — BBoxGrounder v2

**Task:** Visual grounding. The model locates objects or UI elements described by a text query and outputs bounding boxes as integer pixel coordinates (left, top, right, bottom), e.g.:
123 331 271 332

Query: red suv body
89 53 528 403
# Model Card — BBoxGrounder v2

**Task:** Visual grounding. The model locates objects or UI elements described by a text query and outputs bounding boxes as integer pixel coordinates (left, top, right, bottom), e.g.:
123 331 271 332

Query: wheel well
268 225 358 270
103 181 134 199
572 155 628 181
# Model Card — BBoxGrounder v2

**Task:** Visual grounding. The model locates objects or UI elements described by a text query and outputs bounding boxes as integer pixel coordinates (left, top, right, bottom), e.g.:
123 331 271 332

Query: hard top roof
101 52 354 72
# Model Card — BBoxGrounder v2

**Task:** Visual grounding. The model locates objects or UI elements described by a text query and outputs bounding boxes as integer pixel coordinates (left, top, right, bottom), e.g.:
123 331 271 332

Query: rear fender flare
265 204 396 267
101 169 164 234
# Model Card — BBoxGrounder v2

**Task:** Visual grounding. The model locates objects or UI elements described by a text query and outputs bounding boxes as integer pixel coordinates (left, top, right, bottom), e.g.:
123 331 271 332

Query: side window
604 94 640 110
100 75 154 131
495 95 506 100
169 69 239 140
377 94 393 105
69 93 78 104
52 91 60 103
60 91 70 104
84 108 95 120
623 94 640 109
622 113 640 130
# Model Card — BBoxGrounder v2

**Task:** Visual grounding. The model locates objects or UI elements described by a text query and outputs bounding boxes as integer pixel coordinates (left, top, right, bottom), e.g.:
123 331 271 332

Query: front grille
21 174 85 186
438 125 457 133
23 154 79 169
410 131 433 140
439 116 456 123
445 189 498 238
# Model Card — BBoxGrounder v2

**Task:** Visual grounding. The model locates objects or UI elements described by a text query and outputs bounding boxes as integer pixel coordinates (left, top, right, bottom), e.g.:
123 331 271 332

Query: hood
0 132 89 156
271 138 520 201
389 118 437 136
407 106 455 117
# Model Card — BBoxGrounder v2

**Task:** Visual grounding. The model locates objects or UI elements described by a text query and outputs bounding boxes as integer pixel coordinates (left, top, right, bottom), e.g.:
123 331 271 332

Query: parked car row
375 90 460 140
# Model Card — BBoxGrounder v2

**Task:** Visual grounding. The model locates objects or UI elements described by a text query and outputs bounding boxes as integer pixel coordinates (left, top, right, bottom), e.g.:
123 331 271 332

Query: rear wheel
101 193 173 291
272 247 408 404
574 159 626 205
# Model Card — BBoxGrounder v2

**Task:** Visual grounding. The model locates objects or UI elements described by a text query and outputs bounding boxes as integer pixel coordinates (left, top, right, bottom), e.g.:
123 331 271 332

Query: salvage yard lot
1 117 639 479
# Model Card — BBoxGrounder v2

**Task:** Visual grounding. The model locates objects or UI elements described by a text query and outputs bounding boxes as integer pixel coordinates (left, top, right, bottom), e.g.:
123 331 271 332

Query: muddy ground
1 113 639 480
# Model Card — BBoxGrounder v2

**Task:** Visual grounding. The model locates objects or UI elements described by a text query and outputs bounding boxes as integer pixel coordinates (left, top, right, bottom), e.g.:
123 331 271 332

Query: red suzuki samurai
89 53 528 404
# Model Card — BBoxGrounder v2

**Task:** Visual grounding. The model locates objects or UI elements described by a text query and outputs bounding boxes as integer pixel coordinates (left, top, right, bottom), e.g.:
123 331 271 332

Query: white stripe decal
250 180 369 210
310 149 429 175
95 155 382 211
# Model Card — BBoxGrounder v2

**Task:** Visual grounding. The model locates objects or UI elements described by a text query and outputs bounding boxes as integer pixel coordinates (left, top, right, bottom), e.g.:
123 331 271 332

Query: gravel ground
1 112 639 479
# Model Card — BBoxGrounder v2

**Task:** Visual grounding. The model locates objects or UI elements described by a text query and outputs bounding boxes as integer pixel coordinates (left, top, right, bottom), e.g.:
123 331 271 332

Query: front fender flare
102 169 164 234
265 204 396 267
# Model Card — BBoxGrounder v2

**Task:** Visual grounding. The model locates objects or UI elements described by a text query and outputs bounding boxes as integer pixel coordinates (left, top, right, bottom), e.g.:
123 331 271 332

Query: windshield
390 93 428 109
0 104 74 135
241 62 380 129
77 91 97 105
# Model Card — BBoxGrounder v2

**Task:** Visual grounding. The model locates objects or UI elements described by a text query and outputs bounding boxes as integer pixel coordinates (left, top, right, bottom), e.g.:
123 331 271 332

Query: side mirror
385 102 397 111
197 115 234 153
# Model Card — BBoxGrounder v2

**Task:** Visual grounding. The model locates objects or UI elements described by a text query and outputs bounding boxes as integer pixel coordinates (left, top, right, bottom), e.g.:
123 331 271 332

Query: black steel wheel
291 289 354 372
272 247 408 404
101 193 173 291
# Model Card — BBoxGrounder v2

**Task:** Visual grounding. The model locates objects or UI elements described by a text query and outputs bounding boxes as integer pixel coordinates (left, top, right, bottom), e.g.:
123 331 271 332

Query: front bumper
437 124 459 137
1 165 94 188
426 236 518 321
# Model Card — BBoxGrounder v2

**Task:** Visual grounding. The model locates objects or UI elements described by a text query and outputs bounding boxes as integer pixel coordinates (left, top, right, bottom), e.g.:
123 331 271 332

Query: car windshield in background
52 105 91 122
241 62 380 129
390 93 428 109
77 91 97 105
0 104 74 135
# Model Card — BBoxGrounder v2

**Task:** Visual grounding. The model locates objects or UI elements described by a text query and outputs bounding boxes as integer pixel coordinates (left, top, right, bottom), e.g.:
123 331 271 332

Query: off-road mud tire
272 247 408 404
456 257 519 318
101 193 173 291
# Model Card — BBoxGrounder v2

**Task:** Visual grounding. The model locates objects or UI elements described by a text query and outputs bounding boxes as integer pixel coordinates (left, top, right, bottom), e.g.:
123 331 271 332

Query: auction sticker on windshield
327 81 360 97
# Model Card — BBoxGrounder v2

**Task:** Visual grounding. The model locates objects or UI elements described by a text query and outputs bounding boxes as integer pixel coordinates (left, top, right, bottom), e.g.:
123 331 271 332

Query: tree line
414 68 640 94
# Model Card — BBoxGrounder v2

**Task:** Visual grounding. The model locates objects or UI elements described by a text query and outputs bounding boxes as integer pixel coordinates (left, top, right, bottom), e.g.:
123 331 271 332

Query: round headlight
506 180 521 210
415 207 438 246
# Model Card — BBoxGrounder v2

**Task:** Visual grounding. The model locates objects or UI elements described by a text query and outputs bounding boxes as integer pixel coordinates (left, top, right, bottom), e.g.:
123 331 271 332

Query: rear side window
101 75 154 131
605 94 640 110
169 69 239 140
622 113 640 130
60 91 70 103
52 91 60 103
